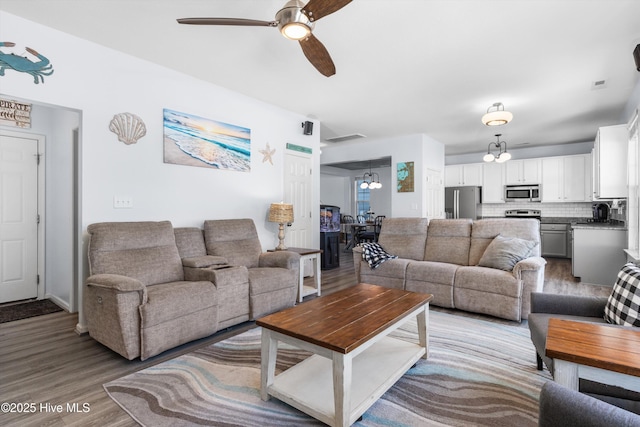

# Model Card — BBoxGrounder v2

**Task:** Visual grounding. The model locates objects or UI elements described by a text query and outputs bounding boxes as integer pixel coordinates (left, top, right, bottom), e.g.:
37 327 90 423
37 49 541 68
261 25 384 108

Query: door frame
0 129 46 301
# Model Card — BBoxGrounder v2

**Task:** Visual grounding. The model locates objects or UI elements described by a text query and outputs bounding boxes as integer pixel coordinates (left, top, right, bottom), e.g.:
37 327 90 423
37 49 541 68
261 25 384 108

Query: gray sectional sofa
353 218 546 321
84 219 300 360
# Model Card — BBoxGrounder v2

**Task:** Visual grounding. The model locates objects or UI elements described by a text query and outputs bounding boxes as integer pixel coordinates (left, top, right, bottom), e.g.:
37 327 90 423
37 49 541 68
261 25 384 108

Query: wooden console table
545 318 640 393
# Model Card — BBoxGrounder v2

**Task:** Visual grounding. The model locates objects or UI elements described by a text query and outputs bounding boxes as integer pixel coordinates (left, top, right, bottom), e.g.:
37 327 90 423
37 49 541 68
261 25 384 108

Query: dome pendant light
482 102 513 126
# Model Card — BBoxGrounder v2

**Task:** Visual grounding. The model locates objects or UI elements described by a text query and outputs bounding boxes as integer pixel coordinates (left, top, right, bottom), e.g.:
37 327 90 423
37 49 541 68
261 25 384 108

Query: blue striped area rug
104 310 551 426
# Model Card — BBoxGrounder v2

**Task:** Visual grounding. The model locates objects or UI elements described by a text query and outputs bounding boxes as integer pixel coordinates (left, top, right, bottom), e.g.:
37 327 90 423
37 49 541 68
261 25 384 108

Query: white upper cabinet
593 124 628 199
541 154 592 202
482 162 505 203
445 163 482 187
505 159 541 184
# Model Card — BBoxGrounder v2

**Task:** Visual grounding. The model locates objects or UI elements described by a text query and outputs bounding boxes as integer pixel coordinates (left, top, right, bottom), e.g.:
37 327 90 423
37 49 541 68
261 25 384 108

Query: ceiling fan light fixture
280 22 311 40
482 102 513 126
276 0 314 40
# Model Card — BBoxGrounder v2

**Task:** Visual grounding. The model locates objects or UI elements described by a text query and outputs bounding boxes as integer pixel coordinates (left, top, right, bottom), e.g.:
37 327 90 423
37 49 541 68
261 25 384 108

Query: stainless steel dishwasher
540 223 570 258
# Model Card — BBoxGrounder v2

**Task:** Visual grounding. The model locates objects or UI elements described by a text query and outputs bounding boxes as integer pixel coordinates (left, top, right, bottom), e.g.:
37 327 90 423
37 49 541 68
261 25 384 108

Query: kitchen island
571 222 627 286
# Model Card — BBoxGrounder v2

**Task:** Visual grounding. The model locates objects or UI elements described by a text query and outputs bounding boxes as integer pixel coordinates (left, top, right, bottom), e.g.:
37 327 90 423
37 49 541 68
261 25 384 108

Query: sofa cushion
454 266 522 320
88 221 184 285
604 263 640 327
405 261 457 308
174 227 207 258
424 219 472 265
204 219 262 268
359 258 411 290
469 218 541 266
377 218 429 260
478 235 538 271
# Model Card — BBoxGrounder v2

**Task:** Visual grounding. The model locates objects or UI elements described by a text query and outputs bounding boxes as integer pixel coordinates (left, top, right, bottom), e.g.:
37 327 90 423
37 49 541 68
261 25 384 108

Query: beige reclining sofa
353 218 546 321
84 219 299 360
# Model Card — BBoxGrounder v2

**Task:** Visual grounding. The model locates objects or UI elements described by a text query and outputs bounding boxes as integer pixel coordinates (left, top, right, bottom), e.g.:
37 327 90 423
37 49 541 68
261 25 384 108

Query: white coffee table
256 283 433 427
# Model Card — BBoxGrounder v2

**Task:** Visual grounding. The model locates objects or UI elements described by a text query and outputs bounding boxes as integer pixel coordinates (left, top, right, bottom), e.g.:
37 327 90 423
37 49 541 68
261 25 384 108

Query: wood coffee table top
256 283 433 354
546 318 640 377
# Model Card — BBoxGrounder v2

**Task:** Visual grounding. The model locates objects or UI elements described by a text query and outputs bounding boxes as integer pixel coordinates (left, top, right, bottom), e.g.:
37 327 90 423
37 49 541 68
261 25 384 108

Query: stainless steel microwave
504 185 541 202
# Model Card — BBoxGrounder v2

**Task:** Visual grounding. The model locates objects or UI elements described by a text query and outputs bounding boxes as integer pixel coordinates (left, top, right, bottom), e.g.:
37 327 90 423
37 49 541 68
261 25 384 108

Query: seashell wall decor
109 112 146 145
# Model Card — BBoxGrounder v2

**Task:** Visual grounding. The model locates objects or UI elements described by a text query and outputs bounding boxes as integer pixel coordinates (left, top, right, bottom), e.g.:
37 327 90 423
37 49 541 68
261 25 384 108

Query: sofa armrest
259 251 301 270
86 273 148 303
531 292 608 317
513 256 546 274
182 255 228 268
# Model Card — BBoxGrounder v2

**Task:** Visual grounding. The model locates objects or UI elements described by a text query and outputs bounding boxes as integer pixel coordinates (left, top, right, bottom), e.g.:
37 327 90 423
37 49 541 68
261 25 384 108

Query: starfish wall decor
259 143 276 165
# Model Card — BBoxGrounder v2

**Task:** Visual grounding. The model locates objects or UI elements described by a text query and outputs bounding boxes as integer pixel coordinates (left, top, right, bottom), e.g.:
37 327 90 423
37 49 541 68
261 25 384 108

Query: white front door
0 132 41 303
284 152 313 248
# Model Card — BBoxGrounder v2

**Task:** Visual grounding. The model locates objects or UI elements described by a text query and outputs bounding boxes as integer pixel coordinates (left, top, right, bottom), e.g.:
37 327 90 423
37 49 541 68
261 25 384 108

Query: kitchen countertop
499 216 628 231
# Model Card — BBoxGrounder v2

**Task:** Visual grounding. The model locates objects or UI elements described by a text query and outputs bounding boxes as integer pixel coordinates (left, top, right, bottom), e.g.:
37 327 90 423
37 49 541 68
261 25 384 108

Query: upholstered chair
203 219 300 319
539 381 640 425
84 221 219 360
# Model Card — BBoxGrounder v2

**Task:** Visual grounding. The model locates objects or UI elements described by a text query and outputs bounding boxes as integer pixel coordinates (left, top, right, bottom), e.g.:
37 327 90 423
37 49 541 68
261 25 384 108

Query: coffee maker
592 203 610 222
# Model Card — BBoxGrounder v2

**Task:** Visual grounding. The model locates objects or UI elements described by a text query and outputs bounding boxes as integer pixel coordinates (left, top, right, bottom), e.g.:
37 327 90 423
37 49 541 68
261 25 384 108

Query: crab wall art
0 42 54 84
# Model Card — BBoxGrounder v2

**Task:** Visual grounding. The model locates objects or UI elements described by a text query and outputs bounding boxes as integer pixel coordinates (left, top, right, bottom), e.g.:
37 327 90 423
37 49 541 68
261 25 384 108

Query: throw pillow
604 263 640 327
360 242 397 269
478 234 537 271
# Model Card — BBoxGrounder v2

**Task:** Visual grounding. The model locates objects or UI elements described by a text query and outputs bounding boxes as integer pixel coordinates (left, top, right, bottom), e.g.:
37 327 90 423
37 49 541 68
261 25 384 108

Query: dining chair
356 215 366 223
359 215 385 243
341 214 355 245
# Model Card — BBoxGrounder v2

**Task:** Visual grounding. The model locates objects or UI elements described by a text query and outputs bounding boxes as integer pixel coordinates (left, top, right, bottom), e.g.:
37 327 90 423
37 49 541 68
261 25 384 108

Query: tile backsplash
481 202 593 218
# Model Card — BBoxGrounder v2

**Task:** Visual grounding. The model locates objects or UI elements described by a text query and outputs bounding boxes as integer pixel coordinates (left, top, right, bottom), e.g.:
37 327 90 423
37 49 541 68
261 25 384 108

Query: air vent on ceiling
591 79 607 90
325 133 366 143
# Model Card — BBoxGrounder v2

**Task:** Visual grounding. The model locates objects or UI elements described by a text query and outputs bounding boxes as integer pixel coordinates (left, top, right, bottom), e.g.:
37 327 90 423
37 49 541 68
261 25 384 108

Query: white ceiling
2 0 639 155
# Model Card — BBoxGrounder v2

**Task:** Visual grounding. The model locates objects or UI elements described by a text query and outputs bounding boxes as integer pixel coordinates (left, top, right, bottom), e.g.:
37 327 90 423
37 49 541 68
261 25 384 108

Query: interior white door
0 133 39 303
284 151 313 248
425 168 444 219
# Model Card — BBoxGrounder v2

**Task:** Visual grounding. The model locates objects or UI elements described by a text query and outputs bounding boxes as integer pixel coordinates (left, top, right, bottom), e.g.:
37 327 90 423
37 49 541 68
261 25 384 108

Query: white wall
0 12 320 326
320 134 445 218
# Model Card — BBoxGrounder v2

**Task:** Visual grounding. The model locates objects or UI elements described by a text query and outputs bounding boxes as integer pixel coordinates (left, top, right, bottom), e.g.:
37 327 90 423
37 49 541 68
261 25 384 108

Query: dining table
343 222 373 252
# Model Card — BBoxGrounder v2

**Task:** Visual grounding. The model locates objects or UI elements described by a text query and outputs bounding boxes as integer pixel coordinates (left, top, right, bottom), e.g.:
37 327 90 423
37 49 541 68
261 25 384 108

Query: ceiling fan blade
299 34 336 77
177 17 277 27
302 0 352 21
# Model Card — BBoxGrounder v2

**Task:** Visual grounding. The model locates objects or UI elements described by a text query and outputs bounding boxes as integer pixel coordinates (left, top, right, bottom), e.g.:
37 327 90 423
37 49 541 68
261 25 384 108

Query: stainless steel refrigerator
445 186 481 219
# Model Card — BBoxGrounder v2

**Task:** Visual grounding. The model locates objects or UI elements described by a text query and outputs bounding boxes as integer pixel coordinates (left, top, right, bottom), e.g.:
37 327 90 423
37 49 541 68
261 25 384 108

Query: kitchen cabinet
593 124 628 199
505 159 540 184
572 226 626 285
541 154 591 202
445 163 482 187
482 162 505 203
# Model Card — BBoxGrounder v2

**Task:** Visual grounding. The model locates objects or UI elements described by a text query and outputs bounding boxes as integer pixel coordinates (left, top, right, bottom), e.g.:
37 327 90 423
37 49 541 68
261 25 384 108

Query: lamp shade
268 203 294 223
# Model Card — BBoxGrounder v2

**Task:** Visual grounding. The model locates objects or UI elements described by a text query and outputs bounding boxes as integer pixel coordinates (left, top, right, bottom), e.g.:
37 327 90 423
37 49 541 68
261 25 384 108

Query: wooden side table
545 318 640 393
268 247 322 302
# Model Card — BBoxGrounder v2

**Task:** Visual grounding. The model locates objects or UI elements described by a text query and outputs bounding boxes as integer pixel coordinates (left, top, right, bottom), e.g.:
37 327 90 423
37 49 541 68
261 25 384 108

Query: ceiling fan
177 0 352 77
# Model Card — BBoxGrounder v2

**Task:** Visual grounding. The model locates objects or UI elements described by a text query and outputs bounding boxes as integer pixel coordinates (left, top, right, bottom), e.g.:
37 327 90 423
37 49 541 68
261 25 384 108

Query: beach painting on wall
163 108 251 172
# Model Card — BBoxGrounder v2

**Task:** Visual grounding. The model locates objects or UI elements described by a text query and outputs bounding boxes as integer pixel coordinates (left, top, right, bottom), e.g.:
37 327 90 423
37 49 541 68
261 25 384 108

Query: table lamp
268 202 294 250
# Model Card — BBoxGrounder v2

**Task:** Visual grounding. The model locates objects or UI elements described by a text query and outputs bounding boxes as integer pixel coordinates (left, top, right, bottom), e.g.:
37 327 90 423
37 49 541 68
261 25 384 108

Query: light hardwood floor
0 251 610 426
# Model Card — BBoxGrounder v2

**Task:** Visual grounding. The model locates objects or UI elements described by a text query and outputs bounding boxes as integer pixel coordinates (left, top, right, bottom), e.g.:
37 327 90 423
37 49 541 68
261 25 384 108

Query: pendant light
360 161 382 189
483 134 511 163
